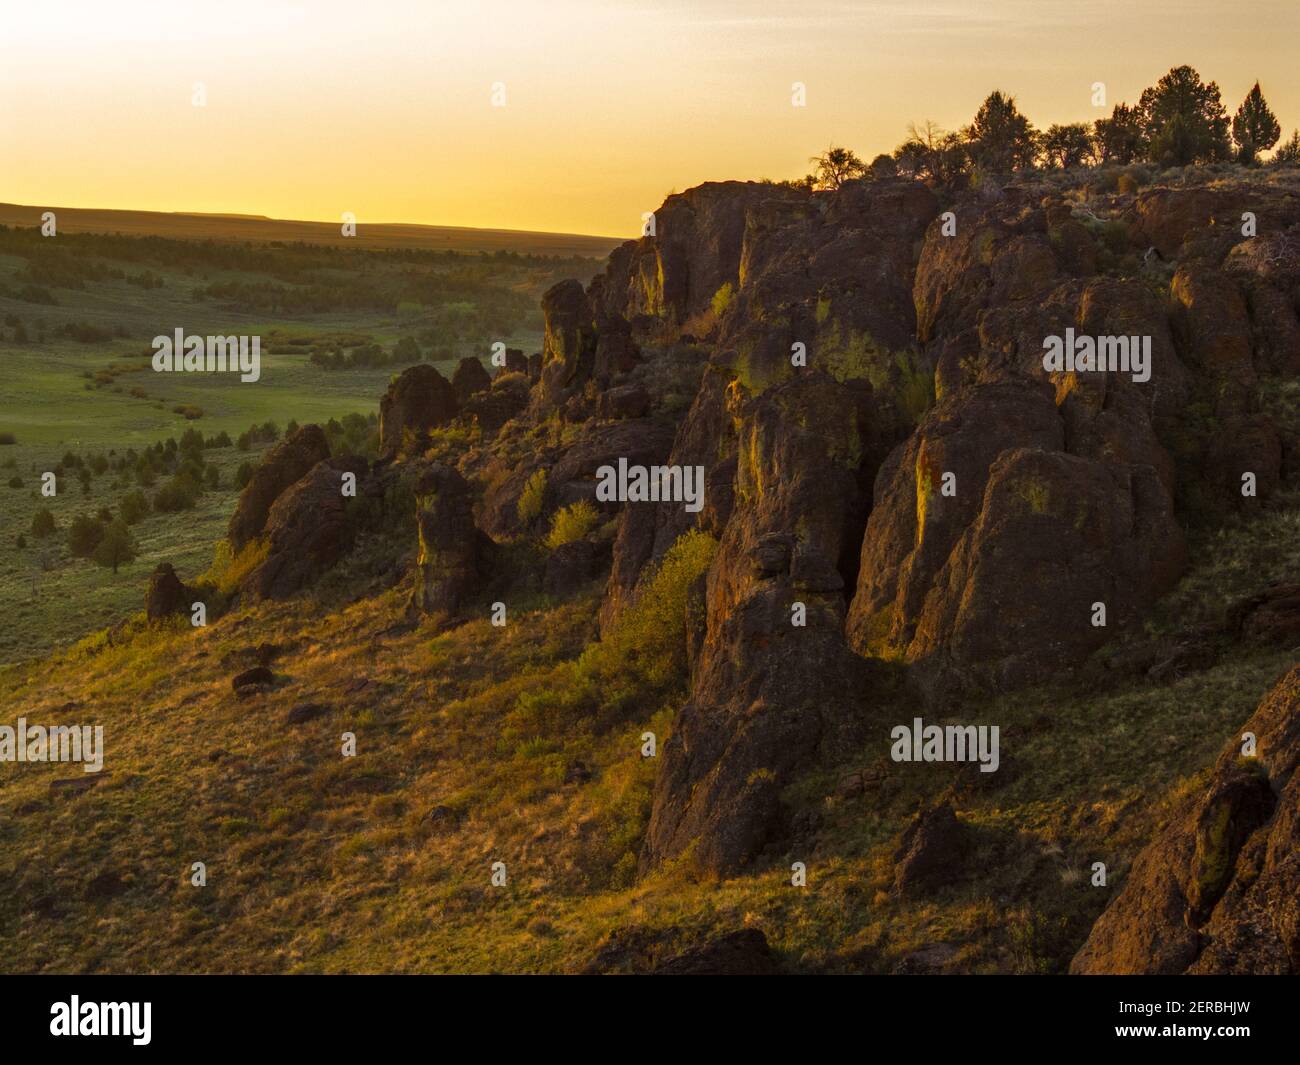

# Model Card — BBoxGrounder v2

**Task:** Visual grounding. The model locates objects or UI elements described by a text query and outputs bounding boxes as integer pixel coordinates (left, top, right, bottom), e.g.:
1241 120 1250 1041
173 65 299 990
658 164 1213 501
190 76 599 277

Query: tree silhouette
1041 124 1095 169
1233 82 1281 164
1138 65 1231 165
1093 103 1145 164
809 145 867 190
965 91 1037 174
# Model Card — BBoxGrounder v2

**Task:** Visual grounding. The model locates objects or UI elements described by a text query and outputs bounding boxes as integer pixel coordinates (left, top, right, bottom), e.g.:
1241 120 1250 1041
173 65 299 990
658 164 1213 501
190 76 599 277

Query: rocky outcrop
893 800 968 896
538 279 597 407
451 357 492 403
591 181 807 326
1071 666 1300 974
378 364 458 458
640 373 882 876
145 562 190 620
241 456 370 600
462 373 529 437
227 424 331 551
411 463 493 621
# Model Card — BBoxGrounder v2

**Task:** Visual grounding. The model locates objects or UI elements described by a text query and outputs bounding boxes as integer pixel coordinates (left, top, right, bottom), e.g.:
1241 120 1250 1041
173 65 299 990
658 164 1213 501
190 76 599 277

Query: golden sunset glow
3 0 1298 236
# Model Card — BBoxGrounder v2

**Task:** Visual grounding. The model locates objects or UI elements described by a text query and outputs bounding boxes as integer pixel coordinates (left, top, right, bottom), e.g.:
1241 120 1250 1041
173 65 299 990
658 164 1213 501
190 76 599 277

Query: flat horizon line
0 200 628 250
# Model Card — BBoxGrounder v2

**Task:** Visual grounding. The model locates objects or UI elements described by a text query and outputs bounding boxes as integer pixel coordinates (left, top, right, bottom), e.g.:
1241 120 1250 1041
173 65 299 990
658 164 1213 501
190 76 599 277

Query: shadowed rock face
538 279 597 408
462 374 529 438
592 181 806 326
451 357 492 404
227 424 331 552
144 562 190 620
1071 667 1300 975
411 463 493 622
640 373 883 876
378 364 458 458
242 456 370 601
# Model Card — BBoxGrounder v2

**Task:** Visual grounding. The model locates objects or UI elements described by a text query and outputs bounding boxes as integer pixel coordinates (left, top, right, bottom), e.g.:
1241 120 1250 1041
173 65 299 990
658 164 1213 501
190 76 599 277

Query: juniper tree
92 519 138 575
1041 123 1095 169
1093 103 1145 164
809 145 867 190
1232 82 1281 164
965 91 1037 174
1274 130 1300 167
1138 65 1231 165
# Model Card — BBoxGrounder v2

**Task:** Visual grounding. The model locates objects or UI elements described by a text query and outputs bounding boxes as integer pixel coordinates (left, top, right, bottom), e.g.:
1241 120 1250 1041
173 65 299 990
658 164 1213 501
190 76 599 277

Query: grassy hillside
0 494 1292 973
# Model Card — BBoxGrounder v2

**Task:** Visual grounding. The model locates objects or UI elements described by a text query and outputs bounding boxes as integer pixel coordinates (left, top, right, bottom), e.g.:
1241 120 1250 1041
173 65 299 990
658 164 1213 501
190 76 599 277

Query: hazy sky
2 1 1296 237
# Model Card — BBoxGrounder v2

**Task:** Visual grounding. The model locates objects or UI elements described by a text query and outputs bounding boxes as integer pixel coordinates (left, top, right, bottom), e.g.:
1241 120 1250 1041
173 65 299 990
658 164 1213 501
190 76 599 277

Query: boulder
596 384 651 421
543 539 610 595
286 702 331 725
231 666 274 692
652 929 778 975
893 801 968 896
145 562 190 620
1227 583 1300 647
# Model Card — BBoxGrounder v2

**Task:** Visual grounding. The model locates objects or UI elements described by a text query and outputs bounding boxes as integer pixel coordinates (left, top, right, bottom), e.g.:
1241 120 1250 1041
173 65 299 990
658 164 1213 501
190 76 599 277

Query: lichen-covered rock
906 446 1184 695
411 463 493 620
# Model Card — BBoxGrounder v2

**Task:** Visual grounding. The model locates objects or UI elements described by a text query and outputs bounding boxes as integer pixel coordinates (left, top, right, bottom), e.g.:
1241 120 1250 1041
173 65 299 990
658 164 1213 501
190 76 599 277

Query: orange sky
2 1 1297 238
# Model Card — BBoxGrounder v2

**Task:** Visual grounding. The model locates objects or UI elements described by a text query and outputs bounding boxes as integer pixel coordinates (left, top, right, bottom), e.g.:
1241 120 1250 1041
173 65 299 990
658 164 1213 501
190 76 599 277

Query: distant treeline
798 65 1298 190
0 225 602 280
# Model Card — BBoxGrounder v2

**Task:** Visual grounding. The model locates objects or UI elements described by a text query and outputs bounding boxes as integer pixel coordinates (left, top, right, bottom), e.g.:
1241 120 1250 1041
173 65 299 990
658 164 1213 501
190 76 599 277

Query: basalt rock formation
227 423 331 551
379 363 459 458
1071 666 1300 974
241 455 371 601
429 171 1294 881
212 166 1298 918
410 463 494 622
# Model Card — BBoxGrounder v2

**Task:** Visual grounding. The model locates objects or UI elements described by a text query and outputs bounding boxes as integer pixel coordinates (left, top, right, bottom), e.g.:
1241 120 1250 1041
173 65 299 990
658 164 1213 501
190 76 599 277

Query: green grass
0 232 559 664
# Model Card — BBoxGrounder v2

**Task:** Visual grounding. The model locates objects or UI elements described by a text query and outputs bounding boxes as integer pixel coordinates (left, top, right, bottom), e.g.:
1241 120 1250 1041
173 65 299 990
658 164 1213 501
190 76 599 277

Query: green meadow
0 224 600 664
